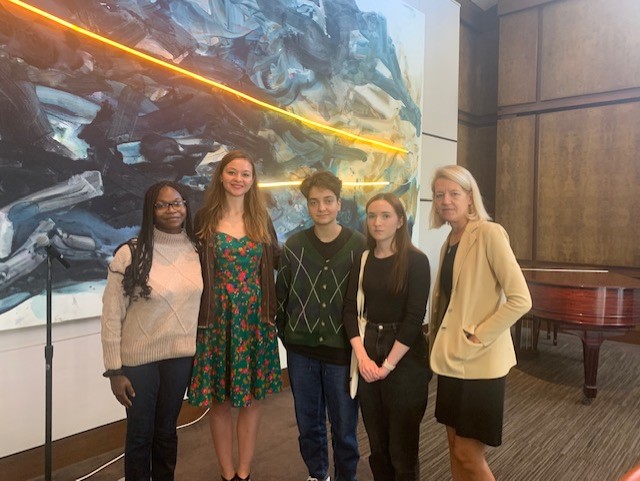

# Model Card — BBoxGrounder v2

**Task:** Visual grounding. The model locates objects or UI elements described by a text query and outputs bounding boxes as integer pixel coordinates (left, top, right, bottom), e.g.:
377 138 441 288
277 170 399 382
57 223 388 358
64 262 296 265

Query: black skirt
435 374 506 447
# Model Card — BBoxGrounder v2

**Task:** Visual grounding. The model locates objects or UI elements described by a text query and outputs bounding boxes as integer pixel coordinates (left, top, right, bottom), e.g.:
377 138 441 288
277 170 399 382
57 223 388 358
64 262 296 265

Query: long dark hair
196 150 271 244
119 181 196 299
365 193 417 294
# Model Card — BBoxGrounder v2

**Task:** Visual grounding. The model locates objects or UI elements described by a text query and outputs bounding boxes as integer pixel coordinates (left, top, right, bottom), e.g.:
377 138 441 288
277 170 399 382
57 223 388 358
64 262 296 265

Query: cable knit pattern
101 228 203 369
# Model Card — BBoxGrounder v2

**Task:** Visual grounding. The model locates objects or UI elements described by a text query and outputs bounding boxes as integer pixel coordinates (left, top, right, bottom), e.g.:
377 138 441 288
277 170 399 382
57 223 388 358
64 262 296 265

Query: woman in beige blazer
429 165 531 481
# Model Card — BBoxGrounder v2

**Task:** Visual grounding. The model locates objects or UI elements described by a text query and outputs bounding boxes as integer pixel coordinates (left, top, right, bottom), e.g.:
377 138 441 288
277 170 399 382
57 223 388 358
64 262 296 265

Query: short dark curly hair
299 171 342 200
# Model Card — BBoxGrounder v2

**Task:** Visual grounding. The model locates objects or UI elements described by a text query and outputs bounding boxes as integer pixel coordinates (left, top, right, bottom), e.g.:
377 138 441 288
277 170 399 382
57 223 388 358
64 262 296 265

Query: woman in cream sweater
101 181 203 481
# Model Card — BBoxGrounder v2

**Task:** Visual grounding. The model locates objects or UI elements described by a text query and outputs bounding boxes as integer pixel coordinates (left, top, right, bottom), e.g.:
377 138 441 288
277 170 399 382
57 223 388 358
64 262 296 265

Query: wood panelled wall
496 0 640 268
457 0 499 216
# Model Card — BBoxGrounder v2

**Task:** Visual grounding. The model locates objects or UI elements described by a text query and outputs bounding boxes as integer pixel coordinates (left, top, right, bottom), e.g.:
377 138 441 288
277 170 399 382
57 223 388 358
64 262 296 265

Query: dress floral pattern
189 233 282 407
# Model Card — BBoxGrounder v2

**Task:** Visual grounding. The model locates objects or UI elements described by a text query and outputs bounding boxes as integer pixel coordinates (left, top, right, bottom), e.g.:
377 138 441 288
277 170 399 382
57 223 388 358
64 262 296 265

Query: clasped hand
358 356 391 383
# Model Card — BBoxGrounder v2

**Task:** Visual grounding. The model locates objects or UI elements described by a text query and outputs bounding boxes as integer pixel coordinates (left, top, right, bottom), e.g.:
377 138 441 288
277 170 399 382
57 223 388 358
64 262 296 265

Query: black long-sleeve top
343 248 430 347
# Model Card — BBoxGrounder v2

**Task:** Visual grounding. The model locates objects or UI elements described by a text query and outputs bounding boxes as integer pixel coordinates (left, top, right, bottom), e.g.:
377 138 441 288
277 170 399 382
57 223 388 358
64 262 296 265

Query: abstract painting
0 0 425 330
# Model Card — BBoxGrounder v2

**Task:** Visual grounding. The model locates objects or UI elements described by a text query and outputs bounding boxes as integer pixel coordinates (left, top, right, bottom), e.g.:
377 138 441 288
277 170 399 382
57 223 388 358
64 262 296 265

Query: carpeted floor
37 333 640 481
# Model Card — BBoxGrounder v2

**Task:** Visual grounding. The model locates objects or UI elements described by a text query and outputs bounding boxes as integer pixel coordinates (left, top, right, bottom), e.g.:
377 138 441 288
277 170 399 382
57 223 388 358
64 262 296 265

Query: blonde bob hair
429 164 492 228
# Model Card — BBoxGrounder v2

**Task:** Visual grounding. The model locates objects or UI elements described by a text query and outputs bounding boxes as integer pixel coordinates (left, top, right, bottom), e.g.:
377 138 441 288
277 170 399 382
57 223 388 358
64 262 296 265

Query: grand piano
518 269 640 403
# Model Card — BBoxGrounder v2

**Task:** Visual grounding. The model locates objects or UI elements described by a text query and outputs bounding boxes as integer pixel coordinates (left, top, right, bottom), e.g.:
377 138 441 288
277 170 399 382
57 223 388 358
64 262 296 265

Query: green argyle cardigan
275 229 366 349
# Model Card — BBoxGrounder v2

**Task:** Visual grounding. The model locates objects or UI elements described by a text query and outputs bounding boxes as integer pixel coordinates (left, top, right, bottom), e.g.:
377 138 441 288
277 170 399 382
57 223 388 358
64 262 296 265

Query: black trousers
359 323 432 481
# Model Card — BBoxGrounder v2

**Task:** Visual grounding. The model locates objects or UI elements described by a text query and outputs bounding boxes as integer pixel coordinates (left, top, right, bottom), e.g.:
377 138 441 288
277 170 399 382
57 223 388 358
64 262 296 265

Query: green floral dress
189 233 282 407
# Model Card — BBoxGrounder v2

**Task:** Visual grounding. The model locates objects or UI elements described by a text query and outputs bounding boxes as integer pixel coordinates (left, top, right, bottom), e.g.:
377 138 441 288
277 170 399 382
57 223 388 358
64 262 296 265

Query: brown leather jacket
197 218 280 327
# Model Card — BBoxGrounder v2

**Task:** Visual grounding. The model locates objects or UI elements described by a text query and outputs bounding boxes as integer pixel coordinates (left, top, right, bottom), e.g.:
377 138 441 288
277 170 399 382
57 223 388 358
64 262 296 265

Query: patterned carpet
487 335 640 481
42 333 640 481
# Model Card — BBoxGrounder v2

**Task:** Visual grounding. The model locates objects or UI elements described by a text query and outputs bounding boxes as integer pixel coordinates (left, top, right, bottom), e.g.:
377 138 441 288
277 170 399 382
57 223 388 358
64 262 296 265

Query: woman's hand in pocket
468 334 481 344
464 329 482 345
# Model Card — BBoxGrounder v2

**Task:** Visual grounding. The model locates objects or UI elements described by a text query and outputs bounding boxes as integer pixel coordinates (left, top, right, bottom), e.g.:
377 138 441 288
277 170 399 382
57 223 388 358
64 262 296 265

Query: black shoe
222 475 236 481
234 474 251 481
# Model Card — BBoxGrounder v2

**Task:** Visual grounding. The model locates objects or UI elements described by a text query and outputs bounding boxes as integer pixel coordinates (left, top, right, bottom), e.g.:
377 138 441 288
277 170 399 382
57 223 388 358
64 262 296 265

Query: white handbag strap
356 250 369 321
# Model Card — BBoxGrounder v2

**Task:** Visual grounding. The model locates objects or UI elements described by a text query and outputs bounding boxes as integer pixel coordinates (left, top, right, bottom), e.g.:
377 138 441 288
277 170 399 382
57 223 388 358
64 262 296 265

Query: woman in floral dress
189 150 281 481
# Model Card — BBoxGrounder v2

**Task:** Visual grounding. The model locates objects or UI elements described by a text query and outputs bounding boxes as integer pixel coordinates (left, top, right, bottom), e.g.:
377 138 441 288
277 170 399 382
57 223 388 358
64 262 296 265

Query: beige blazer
429 220 532 379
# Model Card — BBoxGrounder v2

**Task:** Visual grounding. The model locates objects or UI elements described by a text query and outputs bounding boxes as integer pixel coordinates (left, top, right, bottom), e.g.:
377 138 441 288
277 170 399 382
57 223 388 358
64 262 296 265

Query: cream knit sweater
101 228 203 370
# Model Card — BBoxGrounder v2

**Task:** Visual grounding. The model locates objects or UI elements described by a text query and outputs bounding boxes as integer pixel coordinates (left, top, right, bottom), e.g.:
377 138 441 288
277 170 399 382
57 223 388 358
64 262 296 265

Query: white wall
410 0 460 291
0 318 122 457
0 0 459 458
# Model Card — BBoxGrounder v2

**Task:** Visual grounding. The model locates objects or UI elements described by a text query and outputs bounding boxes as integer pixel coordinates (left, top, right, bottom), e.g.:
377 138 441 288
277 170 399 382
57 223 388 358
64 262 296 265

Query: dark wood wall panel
536 103 640 266
496 116 536 260
459 24 475 115
475 27 499 115
458 123 497 215
540 0 640 100
457 4 499 215
459 22 498 116
498 8 538 107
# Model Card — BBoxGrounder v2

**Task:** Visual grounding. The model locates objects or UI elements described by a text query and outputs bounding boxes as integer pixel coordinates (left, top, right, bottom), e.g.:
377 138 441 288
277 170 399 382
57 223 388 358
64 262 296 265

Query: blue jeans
287 350 360 481
122 356 193 481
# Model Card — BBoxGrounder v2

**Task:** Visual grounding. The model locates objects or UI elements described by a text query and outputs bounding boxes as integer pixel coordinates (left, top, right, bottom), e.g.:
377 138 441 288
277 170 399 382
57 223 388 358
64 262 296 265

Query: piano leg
579 330 604 404
562 326 633 404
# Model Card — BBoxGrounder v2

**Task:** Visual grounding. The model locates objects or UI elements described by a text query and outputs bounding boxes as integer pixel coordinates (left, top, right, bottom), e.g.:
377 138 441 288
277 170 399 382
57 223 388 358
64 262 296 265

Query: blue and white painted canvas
0 0 425 330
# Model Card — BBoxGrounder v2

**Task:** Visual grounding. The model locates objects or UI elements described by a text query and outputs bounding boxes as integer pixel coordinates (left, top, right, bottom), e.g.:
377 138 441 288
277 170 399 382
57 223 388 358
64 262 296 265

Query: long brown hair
195 150 271 244
365 193 417 294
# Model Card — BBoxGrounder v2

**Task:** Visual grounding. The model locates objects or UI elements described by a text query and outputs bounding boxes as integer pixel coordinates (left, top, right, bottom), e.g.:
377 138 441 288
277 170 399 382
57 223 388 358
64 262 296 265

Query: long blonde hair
429 165 492 229
196 150 272 244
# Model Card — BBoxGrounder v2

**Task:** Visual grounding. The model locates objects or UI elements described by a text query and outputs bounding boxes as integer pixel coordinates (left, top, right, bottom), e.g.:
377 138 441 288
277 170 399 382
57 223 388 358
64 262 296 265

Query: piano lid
522 269 640 326
522 269 640 289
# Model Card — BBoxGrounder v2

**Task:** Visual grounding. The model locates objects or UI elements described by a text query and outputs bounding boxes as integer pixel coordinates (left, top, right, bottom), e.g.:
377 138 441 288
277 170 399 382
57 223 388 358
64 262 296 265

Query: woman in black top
343 193 431 481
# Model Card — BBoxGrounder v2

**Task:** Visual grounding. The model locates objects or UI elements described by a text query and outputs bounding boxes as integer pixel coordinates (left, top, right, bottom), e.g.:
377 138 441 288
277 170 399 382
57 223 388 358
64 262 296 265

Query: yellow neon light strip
7 0 408 154
259 180 390 188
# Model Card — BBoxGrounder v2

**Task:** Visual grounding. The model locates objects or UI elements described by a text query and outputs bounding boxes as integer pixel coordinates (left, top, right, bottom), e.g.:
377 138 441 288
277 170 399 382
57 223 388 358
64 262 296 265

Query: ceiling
469 0 499 10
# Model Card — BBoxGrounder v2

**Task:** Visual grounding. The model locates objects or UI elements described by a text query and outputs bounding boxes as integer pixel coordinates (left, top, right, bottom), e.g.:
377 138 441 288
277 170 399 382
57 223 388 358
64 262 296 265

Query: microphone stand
45 253 53 481
43 245 70 481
